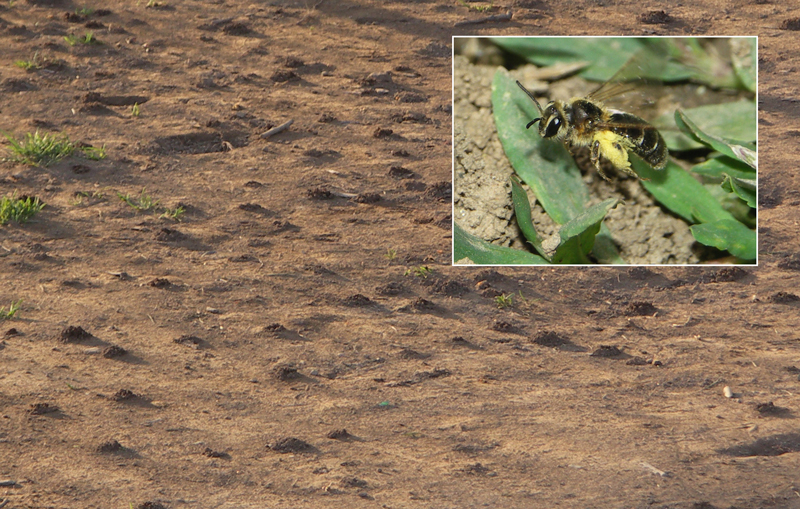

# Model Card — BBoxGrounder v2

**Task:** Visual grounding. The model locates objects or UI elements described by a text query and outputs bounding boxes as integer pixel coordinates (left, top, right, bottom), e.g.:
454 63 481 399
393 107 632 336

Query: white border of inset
451 35 758 267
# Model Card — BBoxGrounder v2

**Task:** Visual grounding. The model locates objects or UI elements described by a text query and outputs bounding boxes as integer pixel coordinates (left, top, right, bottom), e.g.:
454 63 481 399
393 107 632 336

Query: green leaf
509 175 544 254
691 155 755 180
493 68 588 224
454 222 549 265
721 174 757 208
690 219 756 261
635 158 734 224
656 101 757 152
674 109 757 167
490 37 644 82
730 37 757 93
551 198 618 264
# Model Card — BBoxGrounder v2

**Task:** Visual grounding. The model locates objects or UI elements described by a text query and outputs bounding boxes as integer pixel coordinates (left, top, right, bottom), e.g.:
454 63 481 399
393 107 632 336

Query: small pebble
723 386 733 398
85 347 102 355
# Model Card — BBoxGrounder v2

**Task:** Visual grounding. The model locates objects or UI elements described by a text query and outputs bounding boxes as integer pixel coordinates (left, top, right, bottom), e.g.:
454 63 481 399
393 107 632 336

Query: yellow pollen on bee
593 131 634 170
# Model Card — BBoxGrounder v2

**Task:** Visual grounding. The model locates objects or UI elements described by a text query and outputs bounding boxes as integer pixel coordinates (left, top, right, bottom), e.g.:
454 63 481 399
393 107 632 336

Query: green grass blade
721 174 757 208
691 155 755 180
635 158 734 224
690 219 756 261
493 68 588 225
657 101 757 152
730 38 757 93
674 109 757 167
551 198 618 264
509 175 545 256
454 222 549 265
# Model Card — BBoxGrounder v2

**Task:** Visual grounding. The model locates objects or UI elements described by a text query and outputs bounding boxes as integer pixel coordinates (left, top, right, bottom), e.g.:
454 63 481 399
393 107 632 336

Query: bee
515 62 668 181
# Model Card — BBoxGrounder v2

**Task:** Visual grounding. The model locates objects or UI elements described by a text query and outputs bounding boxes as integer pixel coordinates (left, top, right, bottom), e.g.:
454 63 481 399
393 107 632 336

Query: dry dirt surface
1 1 799 509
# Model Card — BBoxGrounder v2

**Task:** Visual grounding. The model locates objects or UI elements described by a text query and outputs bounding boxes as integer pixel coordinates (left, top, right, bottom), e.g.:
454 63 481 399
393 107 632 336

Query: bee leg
590 140 612 182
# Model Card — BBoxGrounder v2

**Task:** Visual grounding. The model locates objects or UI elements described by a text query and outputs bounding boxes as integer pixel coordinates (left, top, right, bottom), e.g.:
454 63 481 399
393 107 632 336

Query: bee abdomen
609 112 668 170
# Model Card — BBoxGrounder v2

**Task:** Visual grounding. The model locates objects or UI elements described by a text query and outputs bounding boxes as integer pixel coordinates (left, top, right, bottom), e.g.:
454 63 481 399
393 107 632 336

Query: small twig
261 119 294 139
0 498 8 509
454 10 512 27
0 480 17 487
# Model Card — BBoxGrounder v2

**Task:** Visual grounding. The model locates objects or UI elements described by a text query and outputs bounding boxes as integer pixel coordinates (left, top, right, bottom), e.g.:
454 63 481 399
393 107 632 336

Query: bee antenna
526 118 541 130
515 80 544 115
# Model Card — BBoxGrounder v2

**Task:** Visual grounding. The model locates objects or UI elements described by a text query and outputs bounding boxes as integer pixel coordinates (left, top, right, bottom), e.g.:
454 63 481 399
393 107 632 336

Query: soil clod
97 440 123 453
155 228 186 242
307 187 333 200
59 325 92 343
326 429 353 440
768 291 800 304
341 294 373 306
270 437 315 454
148 277 171 288
111 389 136 401
639 10 672 24
173 335 202 348
591 345 624 358
625 301 657 316
274 364 301 381
755 401 790 416
103 345 127 358
533 331 568 347
779 18 800 30
372 127 393 138
202 447 229 458
29 403 58 415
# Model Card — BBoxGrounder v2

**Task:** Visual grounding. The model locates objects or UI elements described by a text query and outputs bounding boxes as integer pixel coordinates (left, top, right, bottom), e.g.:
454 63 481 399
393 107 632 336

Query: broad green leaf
551 198 618 264
454 222 549 265
656 101 757 152
692 155 755 180
490 38 698 83
635 158 735 224
721 174 757 208
674 109 757 167
490 37 738 87
493 68 588 224
730 37 757 93
690 219 756 261
490 37 643 82
510 175 545 255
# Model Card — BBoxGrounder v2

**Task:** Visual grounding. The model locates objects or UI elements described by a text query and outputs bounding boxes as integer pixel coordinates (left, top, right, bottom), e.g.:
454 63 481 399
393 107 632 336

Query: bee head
538 103 568 141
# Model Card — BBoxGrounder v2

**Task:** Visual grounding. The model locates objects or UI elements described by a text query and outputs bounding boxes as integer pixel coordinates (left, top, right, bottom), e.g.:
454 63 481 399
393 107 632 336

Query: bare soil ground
1 1 799 508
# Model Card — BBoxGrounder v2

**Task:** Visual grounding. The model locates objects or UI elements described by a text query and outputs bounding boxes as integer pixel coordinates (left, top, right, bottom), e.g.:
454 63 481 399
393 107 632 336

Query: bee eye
544 117 561 138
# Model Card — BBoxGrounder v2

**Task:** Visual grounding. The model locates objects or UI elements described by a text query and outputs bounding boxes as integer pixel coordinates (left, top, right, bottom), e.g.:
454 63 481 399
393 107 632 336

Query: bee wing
586 47 668 103
587 81 639 103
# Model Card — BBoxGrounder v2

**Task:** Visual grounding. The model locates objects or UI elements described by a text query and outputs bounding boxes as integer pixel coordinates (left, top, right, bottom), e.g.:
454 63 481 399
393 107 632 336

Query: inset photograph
453 37 757 265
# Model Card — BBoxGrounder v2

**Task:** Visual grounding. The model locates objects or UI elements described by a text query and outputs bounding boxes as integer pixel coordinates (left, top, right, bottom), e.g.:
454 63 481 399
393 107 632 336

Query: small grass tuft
14 51 49 71
159 206 185 221
75 6 94 15
118 188 160 212
3 131 105 166
0 193 45 224
64 31 99 46
131 103 140 117
4 131 75 166
384 248 397 261
0 299 22 320
495 293 514 309
405 266 432 279
81 144 106 160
